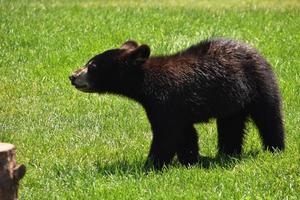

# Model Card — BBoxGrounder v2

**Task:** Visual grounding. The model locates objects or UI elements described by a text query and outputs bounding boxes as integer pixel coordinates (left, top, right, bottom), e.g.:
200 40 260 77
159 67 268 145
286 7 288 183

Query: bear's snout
69 75 81 87
69 75 76 84
69 67 92 92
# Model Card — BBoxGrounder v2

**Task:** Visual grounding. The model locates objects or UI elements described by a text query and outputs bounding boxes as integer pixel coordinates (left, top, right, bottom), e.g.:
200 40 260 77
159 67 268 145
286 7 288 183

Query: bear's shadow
94 150 260 176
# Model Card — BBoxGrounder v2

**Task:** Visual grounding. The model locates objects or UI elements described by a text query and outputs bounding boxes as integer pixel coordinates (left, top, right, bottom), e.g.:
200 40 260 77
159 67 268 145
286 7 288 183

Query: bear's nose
69 75 76 83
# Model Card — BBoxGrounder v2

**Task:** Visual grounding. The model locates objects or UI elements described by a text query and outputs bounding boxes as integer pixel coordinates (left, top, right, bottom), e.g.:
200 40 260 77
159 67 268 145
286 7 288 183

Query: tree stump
0 143 26 200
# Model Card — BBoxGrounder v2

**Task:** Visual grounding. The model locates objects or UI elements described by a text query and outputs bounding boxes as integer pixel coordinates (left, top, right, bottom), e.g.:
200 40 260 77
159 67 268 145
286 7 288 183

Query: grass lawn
1 0 299 199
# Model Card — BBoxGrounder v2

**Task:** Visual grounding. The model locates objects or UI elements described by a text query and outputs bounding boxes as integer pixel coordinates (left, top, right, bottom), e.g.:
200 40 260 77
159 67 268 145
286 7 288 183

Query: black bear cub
70 38 285 170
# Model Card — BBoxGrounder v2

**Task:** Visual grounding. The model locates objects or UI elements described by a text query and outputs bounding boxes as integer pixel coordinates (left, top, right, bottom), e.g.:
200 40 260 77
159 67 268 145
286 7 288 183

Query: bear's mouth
74 85 93 93
75 85 88 89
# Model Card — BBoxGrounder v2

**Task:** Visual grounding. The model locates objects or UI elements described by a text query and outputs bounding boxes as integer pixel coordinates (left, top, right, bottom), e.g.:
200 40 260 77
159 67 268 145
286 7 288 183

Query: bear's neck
113 67 145 102
115 56 173 105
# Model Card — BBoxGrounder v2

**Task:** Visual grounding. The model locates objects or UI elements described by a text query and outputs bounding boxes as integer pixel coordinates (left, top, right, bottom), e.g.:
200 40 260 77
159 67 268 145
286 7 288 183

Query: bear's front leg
144 120 181 170
145 132 177 170
176 124 200 166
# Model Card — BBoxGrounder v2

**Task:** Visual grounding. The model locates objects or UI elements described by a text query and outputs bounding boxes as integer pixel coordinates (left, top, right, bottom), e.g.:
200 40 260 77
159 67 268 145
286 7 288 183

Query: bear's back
142 39 271 121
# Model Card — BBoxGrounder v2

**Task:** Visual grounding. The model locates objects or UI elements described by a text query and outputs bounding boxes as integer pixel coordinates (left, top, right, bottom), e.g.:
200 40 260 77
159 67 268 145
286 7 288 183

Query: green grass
1 0 300 199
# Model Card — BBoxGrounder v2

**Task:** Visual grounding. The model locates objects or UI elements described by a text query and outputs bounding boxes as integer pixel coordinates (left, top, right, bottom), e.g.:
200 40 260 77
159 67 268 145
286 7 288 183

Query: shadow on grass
197 150 260 169
94 150 260 175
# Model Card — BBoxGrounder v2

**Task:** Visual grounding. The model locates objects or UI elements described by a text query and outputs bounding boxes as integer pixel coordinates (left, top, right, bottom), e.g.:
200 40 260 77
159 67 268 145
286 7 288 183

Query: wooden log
0 143 26 200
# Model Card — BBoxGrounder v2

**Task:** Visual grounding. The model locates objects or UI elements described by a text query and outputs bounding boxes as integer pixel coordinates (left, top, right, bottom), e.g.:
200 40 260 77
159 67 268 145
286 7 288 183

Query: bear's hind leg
217 113 248 155
176 125 199 166
250 99 285 152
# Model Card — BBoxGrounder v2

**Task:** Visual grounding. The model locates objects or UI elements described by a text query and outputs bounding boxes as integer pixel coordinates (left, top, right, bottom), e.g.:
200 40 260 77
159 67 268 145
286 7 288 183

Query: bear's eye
90 63 97 68
87 62 97 72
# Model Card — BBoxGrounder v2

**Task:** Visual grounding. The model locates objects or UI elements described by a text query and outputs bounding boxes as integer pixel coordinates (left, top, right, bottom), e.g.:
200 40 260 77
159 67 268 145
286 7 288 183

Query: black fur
70 38 285 170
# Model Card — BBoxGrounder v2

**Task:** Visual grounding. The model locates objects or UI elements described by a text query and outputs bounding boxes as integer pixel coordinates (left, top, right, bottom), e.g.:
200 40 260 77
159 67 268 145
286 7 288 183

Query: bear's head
69 40 150 93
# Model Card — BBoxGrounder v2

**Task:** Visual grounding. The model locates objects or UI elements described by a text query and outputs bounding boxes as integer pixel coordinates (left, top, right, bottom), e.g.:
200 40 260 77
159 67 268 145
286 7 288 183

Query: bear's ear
128 44 151 66
121 40 139 50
